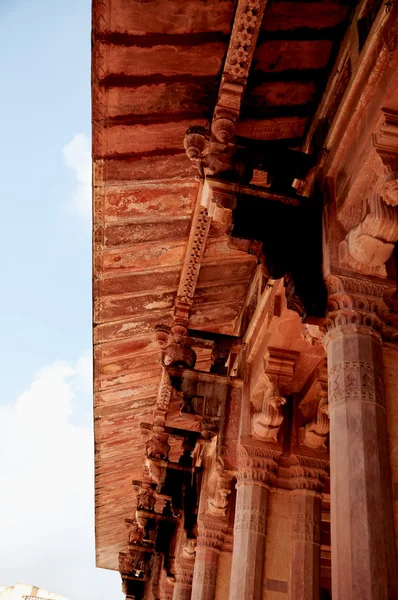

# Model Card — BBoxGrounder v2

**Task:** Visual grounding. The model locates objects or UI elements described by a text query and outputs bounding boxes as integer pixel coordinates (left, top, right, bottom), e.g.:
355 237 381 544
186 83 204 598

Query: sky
0 1 123 599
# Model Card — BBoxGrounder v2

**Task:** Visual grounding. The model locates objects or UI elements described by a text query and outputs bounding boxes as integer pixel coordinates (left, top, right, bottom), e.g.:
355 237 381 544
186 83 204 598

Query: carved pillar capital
236 444 280 487
324 273 398 343
196 519 226 551
175 557 195 586
288 455 328 494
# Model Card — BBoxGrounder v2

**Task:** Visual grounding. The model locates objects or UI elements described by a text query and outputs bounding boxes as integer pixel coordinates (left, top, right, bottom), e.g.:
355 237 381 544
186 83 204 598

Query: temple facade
91 1 398 598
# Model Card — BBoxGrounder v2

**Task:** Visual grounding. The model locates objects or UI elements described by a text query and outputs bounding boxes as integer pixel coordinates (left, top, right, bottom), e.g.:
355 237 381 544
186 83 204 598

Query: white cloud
62 134 92 218
0 355 123 600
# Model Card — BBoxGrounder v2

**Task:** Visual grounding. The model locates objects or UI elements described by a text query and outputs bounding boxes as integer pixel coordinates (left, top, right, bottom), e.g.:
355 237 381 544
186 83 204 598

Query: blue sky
0 2 123 599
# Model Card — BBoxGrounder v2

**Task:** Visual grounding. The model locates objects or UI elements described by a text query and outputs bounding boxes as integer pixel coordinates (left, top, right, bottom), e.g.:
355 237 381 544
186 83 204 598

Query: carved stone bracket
156 325 197 370
340 109 398 276
340 178 398 277
373 108 398 206
252 348 298 442
299 362 329 451
207 470 232 518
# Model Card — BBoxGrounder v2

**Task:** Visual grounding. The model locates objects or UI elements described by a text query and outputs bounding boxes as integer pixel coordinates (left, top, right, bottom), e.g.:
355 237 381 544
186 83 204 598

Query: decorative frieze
234 504 267 536
291 509 321 546
328 359 384 408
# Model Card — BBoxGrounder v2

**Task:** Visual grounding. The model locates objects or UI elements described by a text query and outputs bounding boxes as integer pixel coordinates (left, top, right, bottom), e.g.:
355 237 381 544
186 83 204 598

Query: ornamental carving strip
328 361 384 408
176 206 211 318
224 0 268 81
193 563 218 588
292 515 321 545
234 505 267 536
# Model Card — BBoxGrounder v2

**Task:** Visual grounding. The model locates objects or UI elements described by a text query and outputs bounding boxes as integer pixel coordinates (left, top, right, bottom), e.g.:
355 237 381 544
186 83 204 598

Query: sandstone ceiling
92 0 359 570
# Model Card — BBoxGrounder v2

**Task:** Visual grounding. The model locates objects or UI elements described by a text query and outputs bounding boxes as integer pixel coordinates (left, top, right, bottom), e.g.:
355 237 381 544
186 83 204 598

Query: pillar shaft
191 542 220 600
229 479 269 600
325 324 398 600
173 560 194 600
173 582 192 600
290 490 322 600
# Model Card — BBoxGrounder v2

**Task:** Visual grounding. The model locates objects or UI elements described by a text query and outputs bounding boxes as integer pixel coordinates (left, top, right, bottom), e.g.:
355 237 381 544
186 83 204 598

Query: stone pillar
173 558 194 600
191 522 223 600
229 447 278 600
325 323 398 599
290 489 322 600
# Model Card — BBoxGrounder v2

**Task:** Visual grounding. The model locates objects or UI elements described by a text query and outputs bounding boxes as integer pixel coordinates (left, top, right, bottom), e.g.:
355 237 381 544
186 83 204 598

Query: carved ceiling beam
211 0 269 145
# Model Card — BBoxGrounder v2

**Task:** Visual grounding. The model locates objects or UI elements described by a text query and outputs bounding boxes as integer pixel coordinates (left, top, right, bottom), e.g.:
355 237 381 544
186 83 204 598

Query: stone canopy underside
92 0 364 571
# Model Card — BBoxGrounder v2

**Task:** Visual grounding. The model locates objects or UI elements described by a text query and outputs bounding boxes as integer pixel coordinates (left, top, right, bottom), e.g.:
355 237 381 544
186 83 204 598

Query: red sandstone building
92 1 398 598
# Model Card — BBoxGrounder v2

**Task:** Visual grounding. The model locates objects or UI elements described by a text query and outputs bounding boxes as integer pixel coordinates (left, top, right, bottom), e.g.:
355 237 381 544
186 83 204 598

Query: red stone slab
96 269 181 297
104 218 192 247
254 40 333 73
190 300 243 333
100 181 198 222
94 310 173 344
105 82 218 118
101 240 186 274
262 1 350 31
97 119 207 157
102 42 228 78
94 154 195 182
197 260 256 286
93 0 236 36
192 282 248 306
99 337 160 361
95 290 177 322
246 80 318 109
236 116 307 140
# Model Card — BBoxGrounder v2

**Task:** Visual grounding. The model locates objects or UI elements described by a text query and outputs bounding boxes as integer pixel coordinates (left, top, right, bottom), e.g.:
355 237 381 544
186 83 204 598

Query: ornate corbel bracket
340 109 398 277
156 324 197 370
299 382 329 451
252 348 298 443
207 464 233 518
373 108 398 206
